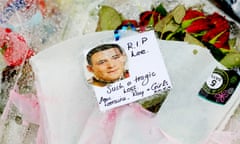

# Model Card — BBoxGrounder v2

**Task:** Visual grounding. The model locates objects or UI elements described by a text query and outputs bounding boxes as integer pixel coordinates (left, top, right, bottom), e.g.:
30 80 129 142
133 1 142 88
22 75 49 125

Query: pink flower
0 28 35 66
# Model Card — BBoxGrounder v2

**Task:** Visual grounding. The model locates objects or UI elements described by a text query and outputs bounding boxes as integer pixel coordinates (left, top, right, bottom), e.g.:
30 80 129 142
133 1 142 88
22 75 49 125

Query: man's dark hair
87 43 123 65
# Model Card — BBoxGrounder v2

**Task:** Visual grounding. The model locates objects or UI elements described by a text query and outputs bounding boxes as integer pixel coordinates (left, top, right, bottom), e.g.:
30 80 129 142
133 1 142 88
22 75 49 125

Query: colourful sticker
199 67 240 104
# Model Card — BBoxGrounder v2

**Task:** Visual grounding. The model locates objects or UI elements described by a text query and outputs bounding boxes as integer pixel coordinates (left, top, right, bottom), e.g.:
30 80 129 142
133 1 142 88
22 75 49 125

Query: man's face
87 47 126 82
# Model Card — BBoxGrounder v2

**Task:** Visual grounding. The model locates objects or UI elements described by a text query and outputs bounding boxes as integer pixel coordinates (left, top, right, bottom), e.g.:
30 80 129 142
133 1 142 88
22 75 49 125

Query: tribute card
84 31 172 111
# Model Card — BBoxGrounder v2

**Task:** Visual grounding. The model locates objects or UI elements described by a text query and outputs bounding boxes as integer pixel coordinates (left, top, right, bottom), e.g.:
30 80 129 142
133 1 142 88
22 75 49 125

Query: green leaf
154 14 173 32
220 52 240 68
139 92 168 113
148 14 155 26
171 5 186 24
155 3 167 16
164 20 180 32
181 16 205 29
228 38 240 53
184 33 205 47
228 38 236 50
96 5 122 31
203 42 226 61
209 31 225 45
0 43 7 54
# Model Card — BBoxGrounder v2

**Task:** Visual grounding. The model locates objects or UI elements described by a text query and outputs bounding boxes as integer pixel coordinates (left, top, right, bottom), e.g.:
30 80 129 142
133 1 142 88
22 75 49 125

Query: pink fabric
36 125 44 144
9 89 40 124
2 89 240 144
1 88 42 144
78 105 126 144
205 117 240 144
111 103 181 144
78 103 180 144
206 131 239 144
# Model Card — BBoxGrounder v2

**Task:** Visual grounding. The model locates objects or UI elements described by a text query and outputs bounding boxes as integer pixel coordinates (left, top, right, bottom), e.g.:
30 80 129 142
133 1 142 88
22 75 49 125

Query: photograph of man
86 43 129 87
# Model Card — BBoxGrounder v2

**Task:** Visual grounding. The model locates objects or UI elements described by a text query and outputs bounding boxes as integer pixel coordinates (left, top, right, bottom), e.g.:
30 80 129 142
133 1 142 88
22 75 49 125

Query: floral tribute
0 27 35 67
182 10 230 50
95 3 240 113
97 3 240 69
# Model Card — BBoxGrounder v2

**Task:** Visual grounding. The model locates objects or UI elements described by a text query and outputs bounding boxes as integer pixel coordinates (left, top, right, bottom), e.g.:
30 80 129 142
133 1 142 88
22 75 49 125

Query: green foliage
96 5 122 31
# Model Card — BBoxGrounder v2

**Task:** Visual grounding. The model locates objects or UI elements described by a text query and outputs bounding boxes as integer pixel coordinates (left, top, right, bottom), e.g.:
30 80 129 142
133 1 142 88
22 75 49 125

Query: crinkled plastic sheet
0 0 88 143
29 30 240 144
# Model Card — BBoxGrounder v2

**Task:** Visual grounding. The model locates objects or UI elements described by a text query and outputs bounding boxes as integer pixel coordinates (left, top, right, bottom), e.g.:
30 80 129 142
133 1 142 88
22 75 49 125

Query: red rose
139 11 161 27
202 13 230 49
182 9 206 29
183 9 205 21
0 28 35 66
185 18 210 33
206 12 229 31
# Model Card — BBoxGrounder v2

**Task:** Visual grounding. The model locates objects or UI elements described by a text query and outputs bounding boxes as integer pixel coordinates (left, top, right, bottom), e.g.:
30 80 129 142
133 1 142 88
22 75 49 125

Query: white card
84 31 172 111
